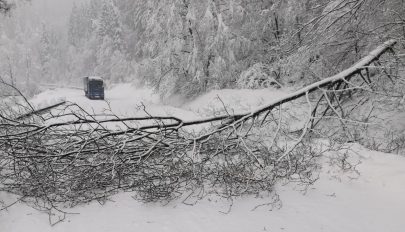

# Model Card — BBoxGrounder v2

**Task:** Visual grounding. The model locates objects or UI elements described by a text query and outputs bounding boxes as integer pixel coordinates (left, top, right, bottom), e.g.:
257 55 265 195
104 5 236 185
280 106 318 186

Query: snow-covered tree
97 0 124 51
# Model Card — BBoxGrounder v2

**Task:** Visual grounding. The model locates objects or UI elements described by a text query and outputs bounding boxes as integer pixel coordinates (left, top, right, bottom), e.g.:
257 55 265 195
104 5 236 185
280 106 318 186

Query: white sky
9 0 88 30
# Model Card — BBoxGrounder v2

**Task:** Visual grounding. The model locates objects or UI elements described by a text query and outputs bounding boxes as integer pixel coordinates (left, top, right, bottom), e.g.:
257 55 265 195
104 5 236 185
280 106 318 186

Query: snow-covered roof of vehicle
88 76 103 81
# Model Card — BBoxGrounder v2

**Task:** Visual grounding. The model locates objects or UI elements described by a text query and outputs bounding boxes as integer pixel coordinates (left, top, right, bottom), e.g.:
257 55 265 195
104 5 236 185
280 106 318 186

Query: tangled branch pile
0 40 403 210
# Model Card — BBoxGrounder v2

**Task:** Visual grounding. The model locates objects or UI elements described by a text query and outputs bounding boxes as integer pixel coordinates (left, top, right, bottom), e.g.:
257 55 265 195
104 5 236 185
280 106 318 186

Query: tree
67 3 80 46
97 0 124 51
0 0 11 13
92 0 128 81
38 25 53 82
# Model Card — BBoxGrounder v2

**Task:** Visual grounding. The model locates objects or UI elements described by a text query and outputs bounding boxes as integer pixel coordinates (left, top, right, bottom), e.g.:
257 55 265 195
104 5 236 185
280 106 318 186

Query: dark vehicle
83 76 105 100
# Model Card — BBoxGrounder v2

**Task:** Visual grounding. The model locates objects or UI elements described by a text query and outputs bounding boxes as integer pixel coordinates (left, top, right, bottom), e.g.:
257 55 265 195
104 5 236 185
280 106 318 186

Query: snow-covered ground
1 84 405 232
30 83 198 121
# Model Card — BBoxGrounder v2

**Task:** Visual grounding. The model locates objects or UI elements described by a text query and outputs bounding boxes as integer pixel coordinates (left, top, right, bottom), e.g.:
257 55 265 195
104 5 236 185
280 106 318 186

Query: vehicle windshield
90 80 103 88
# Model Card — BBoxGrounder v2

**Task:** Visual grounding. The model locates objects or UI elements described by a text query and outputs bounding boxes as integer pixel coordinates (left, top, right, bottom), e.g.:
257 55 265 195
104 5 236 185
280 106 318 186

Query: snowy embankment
1 84 405 232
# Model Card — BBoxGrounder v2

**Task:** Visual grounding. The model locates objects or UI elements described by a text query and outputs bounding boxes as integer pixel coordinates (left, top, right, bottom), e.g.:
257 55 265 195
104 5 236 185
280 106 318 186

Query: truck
83 76 105 100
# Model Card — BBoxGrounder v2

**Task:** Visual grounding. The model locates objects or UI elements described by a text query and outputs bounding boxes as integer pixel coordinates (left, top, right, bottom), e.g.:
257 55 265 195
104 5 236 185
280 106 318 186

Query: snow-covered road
1 84 405 232
30 84 198 121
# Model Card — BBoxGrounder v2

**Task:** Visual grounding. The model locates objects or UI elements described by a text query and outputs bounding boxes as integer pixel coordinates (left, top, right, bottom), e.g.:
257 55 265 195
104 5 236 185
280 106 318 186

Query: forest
0 0 403 99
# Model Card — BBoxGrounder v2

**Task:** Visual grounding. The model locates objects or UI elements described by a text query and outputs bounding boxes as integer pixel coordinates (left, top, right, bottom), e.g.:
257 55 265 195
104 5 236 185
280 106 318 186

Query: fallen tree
0 40 403 214
15 101 66 120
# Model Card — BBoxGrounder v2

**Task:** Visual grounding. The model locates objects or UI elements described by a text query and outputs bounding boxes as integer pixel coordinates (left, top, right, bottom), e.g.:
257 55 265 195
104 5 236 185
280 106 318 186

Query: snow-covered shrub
237 63 282 89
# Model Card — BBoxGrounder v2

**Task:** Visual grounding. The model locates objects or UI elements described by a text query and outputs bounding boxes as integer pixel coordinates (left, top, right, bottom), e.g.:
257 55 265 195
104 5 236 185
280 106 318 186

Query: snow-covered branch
0 40 402 210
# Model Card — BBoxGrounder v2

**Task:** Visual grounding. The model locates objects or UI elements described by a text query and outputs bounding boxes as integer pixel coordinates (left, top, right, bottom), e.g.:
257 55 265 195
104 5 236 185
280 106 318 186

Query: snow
1 145 404 232
30 83 196 121
185 88 292 116
88 76 104 81
1 84 405 232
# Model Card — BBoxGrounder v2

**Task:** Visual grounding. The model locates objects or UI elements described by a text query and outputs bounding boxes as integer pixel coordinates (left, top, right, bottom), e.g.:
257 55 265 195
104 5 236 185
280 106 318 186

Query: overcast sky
13 0 88 28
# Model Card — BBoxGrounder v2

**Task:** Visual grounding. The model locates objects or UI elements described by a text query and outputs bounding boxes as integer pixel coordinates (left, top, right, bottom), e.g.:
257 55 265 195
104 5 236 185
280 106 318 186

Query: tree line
0 0 404 98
